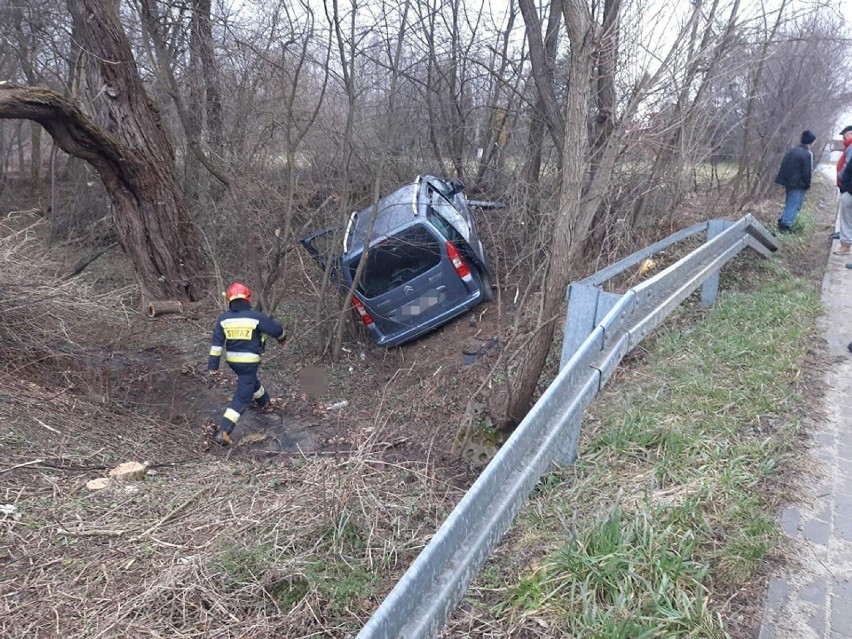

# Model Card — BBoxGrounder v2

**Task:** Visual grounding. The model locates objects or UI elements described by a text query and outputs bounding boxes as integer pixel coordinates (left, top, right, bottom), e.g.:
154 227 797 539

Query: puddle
229 412 328 453
66 348 333 454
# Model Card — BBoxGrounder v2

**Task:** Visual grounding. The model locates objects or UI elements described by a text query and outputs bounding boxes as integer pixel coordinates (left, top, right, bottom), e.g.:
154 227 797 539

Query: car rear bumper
372 289 484 347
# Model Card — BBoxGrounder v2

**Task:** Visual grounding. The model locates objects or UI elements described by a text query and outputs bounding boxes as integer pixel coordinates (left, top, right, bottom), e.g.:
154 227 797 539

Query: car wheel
478 268 494 302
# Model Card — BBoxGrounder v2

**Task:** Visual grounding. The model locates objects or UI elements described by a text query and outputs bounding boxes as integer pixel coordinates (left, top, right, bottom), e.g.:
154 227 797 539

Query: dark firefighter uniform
208 289 285 444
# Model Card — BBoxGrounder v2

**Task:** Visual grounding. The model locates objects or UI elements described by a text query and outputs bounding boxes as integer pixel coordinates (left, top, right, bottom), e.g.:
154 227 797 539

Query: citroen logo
404 285 414 294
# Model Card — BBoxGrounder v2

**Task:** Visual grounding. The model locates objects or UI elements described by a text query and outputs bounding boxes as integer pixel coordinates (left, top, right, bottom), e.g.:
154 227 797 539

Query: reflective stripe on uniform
209 345 223 356
223 408 241 424
220 317 260 341
225 351 262 363
253 385 266 400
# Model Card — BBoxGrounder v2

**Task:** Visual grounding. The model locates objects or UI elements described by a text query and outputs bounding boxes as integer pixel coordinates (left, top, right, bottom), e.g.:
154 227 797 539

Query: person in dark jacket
774 130 815 232
834 125 852 254
208 282 286 446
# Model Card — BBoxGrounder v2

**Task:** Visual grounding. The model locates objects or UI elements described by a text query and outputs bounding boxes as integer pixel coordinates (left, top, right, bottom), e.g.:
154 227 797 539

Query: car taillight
446 241 471 279
351 296 374 325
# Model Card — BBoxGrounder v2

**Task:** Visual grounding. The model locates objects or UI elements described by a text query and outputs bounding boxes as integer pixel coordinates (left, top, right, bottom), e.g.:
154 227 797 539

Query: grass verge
461 223 822 637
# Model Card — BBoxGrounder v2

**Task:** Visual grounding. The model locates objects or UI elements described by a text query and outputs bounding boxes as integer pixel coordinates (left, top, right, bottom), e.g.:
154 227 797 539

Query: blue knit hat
801 130 816 144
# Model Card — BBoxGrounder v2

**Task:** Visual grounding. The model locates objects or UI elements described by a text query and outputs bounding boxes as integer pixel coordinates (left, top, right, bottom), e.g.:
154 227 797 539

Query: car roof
344 176 455 255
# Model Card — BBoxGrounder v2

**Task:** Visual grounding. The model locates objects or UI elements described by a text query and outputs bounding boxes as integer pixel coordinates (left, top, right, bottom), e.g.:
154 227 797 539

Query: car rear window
349 225 441 298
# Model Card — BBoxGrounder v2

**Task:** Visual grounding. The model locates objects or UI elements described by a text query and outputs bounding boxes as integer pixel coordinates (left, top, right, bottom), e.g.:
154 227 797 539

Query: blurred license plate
400 290 445 317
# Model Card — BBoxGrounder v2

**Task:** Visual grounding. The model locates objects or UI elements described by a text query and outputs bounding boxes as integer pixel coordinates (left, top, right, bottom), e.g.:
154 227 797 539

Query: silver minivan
301 175 496 347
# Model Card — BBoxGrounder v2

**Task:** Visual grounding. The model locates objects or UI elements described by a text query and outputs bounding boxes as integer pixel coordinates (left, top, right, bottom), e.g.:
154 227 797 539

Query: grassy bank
459 207 825 637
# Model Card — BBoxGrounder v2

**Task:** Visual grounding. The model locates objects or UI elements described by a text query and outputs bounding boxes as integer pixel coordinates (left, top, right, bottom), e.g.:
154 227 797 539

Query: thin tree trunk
138 0 232 190
590 0 620 170
11 5 42 199
501 0 595 429
517 0 564 149
729 0 788 204
475 8 518 185
322 0 360 356
331 0 412 358
500 0 651 430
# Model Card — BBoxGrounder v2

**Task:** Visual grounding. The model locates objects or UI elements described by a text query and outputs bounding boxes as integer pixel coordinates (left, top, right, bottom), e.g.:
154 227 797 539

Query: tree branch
0 83 127 174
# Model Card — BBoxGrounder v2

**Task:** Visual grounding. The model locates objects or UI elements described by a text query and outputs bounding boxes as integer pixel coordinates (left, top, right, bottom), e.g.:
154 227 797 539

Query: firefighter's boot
215 428 234 447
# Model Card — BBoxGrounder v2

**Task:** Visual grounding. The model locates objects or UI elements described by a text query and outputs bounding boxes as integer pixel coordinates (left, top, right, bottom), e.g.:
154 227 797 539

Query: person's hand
277 336 287 345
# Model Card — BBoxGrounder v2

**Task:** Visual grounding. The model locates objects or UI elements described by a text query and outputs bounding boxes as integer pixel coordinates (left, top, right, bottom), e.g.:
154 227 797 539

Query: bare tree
0 0 207 302
518 0 562 229
729 0 788 204
473 6 523 186
9 3 42 197
499 0 602 430
499 0 674 430
630 0 742 227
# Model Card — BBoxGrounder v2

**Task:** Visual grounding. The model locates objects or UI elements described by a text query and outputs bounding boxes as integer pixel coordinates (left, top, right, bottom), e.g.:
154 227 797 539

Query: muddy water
226 411 328 453
69 349 331 454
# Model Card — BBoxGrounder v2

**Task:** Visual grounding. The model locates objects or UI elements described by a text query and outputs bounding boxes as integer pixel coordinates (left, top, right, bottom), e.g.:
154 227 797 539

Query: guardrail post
700 219 734 307
561 283 622 370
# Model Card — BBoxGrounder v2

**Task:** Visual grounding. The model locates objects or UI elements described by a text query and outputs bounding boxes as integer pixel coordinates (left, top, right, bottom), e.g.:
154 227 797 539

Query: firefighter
208 282 286 446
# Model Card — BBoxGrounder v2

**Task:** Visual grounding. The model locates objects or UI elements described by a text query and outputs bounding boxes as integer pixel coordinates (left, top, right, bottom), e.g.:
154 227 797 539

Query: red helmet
226 282 251 302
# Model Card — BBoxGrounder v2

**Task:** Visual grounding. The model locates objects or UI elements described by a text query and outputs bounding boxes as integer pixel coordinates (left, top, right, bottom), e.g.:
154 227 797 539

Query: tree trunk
74 0 205 302
185 0 207 203
184 0 223 204
501 0 595 430
499 0 650 431
0 83 206 302
29 124 40 197
11 4 42 199
196 0 223 153
590 0 620 170
2 0 208 302
474 9 517 185
517 0 564 150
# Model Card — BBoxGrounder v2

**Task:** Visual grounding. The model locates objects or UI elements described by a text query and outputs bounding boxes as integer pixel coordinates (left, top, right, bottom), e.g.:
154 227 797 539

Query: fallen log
147 300 183 317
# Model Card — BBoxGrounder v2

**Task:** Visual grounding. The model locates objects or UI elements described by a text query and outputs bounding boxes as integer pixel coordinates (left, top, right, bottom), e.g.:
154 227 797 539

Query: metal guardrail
355 214 778 639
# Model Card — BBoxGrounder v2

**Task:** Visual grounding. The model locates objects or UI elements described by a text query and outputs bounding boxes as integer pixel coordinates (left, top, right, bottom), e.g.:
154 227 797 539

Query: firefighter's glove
277 336 287 345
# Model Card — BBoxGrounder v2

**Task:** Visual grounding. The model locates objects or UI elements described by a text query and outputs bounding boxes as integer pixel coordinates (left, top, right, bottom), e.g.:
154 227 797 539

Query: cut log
86 477 112 491
108 461 148 481
147 300 184 317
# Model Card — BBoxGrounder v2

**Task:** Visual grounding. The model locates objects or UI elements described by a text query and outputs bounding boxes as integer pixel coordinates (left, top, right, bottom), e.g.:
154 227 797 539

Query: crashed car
301 175 499 347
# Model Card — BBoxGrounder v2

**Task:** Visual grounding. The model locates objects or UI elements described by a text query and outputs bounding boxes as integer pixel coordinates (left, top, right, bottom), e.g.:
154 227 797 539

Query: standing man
774 130 816 233
834 125 852 255
208 282 286 446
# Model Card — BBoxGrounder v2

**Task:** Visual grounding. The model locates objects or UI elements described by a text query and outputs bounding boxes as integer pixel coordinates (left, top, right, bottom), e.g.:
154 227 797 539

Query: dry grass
0 214 464 638
2 451 461 638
